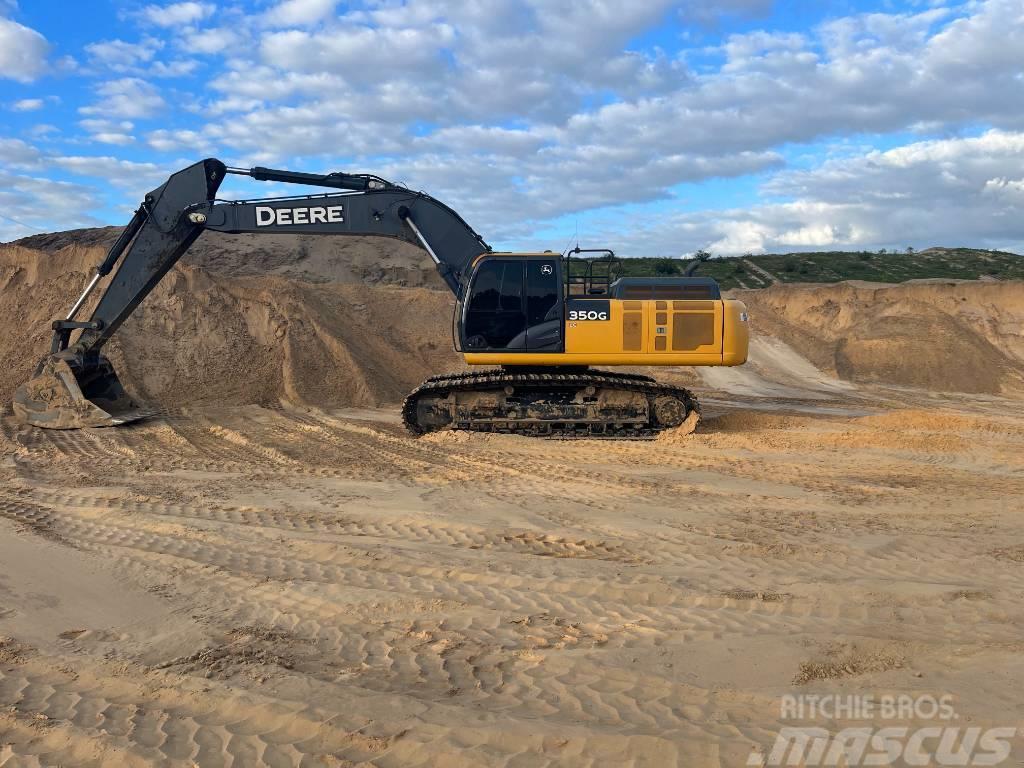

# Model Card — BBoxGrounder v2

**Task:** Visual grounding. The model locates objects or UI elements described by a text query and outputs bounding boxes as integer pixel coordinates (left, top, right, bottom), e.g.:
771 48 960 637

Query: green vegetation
614 247 1024 290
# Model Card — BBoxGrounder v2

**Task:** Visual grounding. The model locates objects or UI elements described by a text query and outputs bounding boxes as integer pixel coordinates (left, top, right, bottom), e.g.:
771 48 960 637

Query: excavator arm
14 158 490 428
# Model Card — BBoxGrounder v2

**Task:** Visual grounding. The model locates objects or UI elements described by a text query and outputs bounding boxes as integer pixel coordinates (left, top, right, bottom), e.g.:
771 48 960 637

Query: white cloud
182 26 240 54
8 0 1024 256
50 155 170 190
79 78 167 119
139 1 214 27
0 137 42 168
260 23 456 80
90 133 136 146
10 97 43 111
147 128 212 154
86 38 162 69
590 130 1024 256
0 171 103 241
0 139 103 240
0 16 49 82
137 0 1019 246
150 58 199 77
79 118 136 145
262 0 338 28
28 123 58 138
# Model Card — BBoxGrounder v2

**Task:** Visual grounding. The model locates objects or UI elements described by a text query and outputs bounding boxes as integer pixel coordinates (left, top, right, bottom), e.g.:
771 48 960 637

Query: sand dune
4 237 1023 411
739 280 1024 393
0 237 460 410
1 233 1023 766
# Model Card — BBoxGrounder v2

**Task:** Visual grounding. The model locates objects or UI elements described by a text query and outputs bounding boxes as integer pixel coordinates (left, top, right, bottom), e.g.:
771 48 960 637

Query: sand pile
737 280 1024 394
0 235 461 409
3 228 1023 412
14 227 446 289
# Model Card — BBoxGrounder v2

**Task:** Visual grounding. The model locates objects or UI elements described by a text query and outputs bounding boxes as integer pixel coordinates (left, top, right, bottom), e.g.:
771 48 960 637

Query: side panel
722 299 750 366
562 299 631 354
464 297 749 367
651 299 723 356
563 299 720 358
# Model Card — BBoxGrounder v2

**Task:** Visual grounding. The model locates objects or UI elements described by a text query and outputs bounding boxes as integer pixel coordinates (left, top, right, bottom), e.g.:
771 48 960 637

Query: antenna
561 215 581 258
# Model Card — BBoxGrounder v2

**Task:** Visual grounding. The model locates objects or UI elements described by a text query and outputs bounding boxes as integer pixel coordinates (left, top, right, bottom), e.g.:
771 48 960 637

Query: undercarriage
403 368 699 439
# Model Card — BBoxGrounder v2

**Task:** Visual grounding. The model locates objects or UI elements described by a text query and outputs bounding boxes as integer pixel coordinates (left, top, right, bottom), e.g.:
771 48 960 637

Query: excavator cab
460 254 563 352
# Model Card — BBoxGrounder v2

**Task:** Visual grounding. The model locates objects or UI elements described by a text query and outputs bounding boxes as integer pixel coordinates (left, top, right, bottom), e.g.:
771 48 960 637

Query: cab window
464 260 526 349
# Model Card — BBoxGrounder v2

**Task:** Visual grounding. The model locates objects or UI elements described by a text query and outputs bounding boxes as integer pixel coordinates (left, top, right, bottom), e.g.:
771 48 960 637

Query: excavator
13 158 749 438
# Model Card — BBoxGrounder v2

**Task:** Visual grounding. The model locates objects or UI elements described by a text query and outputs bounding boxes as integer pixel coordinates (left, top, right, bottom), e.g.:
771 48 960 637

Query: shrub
654 258 676 275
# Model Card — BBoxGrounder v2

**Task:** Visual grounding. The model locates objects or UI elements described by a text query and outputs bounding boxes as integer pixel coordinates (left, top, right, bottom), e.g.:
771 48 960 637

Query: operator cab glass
464 259 525 349
462 256 563 352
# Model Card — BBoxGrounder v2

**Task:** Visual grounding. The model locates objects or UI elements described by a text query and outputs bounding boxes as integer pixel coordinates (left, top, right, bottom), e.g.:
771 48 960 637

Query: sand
1 232 1024 766
0 236 462 412
737 280 1024 393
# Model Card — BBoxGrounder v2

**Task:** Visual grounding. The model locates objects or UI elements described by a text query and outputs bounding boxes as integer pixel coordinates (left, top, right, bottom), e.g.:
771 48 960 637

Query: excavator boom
13 158 490 429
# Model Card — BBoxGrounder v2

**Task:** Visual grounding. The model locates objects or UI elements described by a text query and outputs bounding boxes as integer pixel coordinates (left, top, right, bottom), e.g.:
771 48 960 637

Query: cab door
462 259 527 350
526 257 563 351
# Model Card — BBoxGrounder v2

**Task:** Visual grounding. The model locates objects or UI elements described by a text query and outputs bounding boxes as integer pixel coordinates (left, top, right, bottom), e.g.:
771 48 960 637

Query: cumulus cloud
80 77 167 119
262 0 338 28
0 136 175 240
79 118 136 145
260 23 456 81
0 171 103 241
86 38 162 69
0 16 49 82
138 1 214 27
6 0 1024 255
116 0 1024 249
50 155 172 191
589 130 1024 256
0 139 105 240
10 97 44 111
147 127 213 154
0 137 42 168
182 26 241 54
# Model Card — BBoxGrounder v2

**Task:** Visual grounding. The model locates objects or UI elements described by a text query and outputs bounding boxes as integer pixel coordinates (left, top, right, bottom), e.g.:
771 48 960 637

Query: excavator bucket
13 354 143 429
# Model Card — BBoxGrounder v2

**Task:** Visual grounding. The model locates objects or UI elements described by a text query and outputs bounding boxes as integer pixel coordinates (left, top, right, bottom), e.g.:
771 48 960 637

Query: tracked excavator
13 158 749 437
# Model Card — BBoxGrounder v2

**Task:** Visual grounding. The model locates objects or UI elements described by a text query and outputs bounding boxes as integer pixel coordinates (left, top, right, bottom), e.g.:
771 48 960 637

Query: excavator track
402 369 700 439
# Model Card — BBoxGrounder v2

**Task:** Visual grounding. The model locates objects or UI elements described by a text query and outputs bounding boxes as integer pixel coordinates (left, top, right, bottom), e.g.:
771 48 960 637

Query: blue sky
1 0 1023 255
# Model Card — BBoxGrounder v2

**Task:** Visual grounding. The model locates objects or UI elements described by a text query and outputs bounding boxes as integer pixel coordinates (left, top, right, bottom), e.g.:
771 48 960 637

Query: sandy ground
2 234 1024 765
2 375 1024 767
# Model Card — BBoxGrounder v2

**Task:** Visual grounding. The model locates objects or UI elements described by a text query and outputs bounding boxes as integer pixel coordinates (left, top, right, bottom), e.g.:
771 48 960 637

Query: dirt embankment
2 229 1023 409
13 227 447 289
737 280 1024 394
0 236 461 409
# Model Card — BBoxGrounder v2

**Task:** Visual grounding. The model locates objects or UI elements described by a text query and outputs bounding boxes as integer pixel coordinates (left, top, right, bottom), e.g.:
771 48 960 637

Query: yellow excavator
14 158 748 437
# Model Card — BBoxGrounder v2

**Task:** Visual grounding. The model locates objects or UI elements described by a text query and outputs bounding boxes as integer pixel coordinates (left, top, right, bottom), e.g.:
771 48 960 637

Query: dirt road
2 382 1023 766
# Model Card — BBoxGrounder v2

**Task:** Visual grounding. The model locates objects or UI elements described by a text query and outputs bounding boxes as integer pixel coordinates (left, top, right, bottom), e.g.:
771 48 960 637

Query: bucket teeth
12 354 143 429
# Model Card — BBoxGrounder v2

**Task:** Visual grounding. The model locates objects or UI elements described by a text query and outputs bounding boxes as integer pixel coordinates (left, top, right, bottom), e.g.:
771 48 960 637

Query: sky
1 0 1023 256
